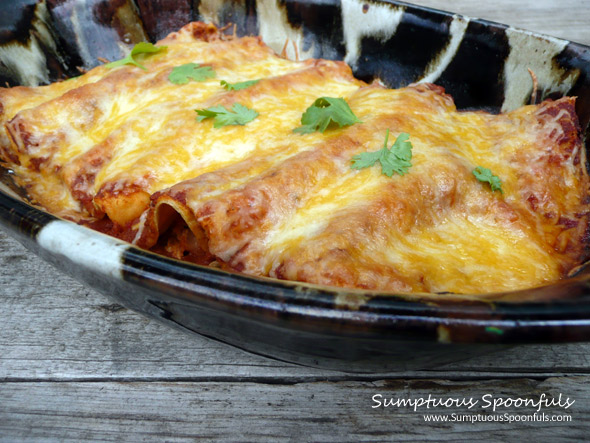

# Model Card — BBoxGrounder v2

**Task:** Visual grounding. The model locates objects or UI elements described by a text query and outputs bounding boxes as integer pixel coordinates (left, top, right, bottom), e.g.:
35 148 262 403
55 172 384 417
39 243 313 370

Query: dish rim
2 0 590 347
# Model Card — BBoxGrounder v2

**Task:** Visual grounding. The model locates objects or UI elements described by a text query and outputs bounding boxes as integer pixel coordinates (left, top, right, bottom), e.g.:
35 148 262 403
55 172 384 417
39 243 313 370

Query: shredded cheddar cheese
0 22 588 295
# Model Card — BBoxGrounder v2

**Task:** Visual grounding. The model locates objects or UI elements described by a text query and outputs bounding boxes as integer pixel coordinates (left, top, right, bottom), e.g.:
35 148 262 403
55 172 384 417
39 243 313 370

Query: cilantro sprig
293 97 361 134
195 103 258 128
220 79 260 91
351 130 413 177
473 166 503 193
169 63 215 84
105 42 167 71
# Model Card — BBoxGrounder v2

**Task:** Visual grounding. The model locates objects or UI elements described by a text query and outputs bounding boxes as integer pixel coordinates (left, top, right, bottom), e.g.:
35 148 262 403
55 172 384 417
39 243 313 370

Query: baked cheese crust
1 22 589 295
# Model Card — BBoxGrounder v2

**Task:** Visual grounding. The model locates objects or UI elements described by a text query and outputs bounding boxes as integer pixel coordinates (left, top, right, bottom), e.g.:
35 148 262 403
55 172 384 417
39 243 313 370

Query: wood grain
2 230 590 381
0 378 586 441
1 1 590 441
410 0 590 46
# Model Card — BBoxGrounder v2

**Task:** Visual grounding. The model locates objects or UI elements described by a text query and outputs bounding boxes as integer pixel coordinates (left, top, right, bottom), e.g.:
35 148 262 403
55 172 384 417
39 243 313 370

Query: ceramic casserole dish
2 0 590 370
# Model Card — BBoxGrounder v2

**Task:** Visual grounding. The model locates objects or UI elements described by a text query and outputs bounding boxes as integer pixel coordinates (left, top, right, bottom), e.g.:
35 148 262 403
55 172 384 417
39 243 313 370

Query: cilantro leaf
293 97 361 134
352 150 382 170
473 166 503 193
351 130 413 177
105 42 167 71
220 79 260 91
195 103 258 128
169 63 216 84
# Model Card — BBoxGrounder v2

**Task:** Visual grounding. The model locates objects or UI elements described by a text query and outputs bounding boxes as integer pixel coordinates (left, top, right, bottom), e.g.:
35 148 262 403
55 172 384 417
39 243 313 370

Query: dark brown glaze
0 1 73 85
134 0 193 42
1 0 590 370
47 0 148 70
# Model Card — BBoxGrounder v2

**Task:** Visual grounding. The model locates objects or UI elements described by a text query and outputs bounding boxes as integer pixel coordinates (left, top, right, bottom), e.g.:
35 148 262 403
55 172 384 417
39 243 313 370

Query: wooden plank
0 2 589 440
0 377 586 441
2 231 590 380
410 0 590 45
2 0 590 382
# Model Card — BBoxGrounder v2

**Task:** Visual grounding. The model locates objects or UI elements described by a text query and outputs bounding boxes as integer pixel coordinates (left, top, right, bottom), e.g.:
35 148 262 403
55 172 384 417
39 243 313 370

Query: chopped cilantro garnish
473 166 503 193
351 130 413 177
105 42 167 71
168 63 215 84
293 97 361 134
485 326 504 335
195 103 258 128
220 79 260 91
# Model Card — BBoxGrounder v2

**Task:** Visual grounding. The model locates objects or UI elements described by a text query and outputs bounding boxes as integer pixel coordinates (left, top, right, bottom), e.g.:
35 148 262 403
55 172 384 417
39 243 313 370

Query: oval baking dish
2 0 590 370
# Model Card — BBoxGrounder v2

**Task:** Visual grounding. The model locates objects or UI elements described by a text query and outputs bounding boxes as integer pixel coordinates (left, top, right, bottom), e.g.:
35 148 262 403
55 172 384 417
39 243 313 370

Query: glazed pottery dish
1 0 590 370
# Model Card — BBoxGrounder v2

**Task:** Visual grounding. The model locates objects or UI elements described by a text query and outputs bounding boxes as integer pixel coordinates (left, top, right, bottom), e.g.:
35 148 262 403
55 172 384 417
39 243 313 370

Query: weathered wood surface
2 230 590 382
2 2 590 440
412 0 590 46
1 378 586 441
2 201 589 440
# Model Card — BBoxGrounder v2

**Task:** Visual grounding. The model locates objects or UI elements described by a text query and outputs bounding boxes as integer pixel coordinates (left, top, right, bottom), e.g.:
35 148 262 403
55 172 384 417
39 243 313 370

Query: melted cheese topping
1 22 588 296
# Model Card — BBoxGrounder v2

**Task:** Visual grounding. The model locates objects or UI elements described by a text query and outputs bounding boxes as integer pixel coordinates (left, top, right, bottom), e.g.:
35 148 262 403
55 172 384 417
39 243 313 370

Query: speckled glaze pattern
2 0 590 370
